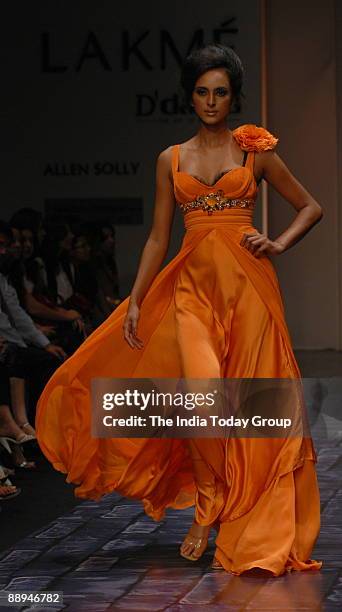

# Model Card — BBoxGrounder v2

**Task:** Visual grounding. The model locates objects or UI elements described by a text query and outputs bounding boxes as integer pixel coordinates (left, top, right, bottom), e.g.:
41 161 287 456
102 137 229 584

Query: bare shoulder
178 136 198 153
257 149 280 161
254 149 280 181
155 146 178 184
254 149 278 166
156 146 173 172
158 145 174 161
156 137 196 174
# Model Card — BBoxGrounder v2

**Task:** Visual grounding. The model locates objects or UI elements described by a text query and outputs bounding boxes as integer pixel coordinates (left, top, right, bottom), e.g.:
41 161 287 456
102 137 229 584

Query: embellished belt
179 190 255 215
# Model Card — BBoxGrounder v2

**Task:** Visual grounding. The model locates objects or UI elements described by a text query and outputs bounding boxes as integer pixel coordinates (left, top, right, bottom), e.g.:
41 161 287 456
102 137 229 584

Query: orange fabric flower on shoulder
232 124 278 152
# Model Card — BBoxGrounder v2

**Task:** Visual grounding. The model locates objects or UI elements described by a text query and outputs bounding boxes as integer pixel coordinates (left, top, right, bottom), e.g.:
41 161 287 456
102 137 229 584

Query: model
36 44 323 576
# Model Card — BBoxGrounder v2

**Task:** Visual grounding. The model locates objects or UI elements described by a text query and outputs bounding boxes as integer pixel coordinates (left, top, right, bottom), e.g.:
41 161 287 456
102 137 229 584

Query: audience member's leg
7 346 61 421
0 367 34 482
9 378 36 436
0 365 10 406
0 403 32 442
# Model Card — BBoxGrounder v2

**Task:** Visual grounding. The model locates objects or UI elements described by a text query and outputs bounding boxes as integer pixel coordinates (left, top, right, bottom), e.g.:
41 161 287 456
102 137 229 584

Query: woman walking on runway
36 44 323 575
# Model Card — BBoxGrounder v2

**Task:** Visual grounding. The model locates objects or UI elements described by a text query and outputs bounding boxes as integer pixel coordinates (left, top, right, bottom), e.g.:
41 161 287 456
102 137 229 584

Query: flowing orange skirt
36 210 322 576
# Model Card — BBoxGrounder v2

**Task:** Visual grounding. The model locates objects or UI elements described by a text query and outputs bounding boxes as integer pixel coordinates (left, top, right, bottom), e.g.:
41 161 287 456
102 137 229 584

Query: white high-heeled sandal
0 437 12 454
0 433 35 448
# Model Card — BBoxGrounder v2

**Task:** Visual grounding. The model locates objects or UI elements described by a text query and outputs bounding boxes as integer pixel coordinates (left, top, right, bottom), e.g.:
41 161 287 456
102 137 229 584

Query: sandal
0 466 15 478
0 433 35 449
211 557 224 570
180 524 210 561
7 445 36 470
1 473 15 487
0 483 21 500
19 422 36 438
13 460 36 470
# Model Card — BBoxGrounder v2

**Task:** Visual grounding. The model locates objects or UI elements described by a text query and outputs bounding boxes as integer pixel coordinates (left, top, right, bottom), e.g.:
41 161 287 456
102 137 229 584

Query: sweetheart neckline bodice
171 124 279 206
176 166 252 189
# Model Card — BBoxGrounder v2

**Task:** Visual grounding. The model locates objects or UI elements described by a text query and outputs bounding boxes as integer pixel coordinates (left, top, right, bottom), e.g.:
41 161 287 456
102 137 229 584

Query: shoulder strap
171 144 180 176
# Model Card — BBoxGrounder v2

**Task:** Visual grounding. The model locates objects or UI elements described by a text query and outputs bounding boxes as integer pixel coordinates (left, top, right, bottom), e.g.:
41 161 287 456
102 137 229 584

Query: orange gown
36 124 322 576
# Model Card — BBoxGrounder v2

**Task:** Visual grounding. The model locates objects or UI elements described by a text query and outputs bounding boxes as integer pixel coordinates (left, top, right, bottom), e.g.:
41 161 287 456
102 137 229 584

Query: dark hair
0 220 13 242
40 218 72 300
70 227 89 251
10 208 42 233
180 44 244 113
42 217 70 249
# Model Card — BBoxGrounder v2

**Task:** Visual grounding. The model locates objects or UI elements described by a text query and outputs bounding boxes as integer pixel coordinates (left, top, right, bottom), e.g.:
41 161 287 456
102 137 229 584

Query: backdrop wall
266 0 339 349
2 1 340 350
2 1 261 294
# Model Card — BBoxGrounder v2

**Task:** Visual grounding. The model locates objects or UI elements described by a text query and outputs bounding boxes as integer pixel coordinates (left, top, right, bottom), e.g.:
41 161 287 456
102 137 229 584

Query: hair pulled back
180 44 244 113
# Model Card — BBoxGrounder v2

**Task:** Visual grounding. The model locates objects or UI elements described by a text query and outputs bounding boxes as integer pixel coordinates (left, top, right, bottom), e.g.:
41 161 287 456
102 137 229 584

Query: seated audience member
10 207 46 252
0 361 30 489
6 222 55 344
10 210 47 301
11 215 86 353
5 225 25 309
89 222 121 325
64 227 98 332
0 360 35 442
0 221 66 420
41 217 76 307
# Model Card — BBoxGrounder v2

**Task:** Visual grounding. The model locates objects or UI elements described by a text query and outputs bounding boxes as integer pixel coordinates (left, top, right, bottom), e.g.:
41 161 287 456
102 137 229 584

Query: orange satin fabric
36 126 321 576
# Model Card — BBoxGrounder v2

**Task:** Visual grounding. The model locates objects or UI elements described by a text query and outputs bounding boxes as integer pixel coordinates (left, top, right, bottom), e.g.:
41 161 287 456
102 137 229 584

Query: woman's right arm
123 147 175 348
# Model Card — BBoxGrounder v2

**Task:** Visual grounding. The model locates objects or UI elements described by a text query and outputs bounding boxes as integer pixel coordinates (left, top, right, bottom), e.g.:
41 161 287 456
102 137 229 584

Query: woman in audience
0 369 28 445
63 227 98 333
29 219 87 353
90 222 121 326
0 368 36 472
10 208 46 252
0 362 28 497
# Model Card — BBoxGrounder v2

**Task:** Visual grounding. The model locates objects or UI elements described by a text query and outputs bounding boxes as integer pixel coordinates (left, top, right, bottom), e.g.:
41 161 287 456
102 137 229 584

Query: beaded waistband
179 190 255 215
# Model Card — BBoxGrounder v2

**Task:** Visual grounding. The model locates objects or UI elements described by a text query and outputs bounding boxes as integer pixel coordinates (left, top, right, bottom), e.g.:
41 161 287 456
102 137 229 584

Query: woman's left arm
240 151 323 257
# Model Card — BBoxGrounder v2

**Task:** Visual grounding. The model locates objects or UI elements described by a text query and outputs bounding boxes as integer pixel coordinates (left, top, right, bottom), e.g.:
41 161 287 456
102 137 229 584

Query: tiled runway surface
0 380 341 611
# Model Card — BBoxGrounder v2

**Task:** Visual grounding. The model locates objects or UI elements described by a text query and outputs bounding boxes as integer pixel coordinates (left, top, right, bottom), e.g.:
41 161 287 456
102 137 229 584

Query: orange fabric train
36 124 322 576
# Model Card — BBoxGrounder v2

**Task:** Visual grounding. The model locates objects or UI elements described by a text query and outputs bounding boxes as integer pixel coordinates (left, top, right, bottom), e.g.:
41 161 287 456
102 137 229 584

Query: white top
56 264 75 304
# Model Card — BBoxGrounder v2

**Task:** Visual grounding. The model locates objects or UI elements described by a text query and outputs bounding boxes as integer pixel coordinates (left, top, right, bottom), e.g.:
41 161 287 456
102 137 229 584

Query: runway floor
0 431 341 610
0 351 341 611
